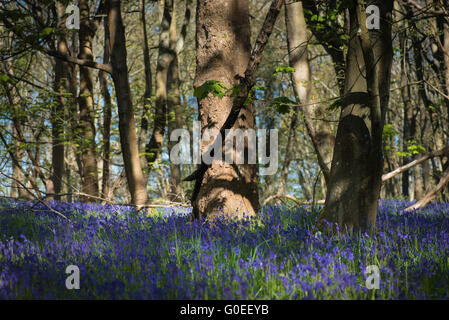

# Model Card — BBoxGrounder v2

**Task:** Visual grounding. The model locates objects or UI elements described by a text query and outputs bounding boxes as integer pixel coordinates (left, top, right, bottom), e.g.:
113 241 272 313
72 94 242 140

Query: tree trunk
277 108 297 196
166 0 192 202
100 15 112 200
193 0 257 220
167 55 184 201
108 0 149 206
145 0 175 170
138 0 153 183
51 2 70 201
284 0 333 186
78 0 99 202
399 27 411 198
318 0 393 232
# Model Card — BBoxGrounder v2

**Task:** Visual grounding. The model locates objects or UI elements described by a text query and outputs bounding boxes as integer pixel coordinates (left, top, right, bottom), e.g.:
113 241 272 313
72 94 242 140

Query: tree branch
43 49 113 73
382 145 449 182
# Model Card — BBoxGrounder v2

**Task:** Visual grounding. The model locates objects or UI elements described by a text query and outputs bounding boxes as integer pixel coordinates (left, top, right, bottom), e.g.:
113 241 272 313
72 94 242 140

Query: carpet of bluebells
0 198 448 299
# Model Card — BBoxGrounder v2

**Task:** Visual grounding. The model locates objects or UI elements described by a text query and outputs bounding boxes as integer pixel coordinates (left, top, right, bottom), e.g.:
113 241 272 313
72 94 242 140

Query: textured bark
318 0 393 232
78 0 99 201
193 0 256 219
189 0 283 220
108 0 149 206
284 0 333 185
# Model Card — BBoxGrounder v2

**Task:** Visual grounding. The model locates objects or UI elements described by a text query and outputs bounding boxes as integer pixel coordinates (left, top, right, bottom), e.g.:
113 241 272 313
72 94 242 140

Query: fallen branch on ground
263 194 325 207
46 192 192 208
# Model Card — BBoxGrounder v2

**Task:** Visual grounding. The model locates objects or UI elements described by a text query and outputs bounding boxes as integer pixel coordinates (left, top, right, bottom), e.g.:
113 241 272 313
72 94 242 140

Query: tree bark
318 0 393 232
145 0 175 170
51 2 70 201
108 0 149 206
138 0 153 183
193 0 255 220
78 0 99 202
100 14 112 201
189 0 283 220
284 0 333 186
167 0 192 202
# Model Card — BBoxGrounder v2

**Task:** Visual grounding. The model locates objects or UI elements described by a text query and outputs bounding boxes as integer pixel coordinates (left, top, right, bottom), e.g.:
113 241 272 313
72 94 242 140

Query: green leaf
270 96 296 114
0 74 13 84
41 27 55 37
382 124 397 139
327 98 341 111
194 80 229 102
273 65 295 76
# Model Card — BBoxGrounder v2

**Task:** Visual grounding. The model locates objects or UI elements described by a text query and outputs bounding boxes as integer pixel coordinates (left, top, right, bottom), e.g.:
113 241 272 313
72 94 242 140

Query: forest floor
0 198 448 299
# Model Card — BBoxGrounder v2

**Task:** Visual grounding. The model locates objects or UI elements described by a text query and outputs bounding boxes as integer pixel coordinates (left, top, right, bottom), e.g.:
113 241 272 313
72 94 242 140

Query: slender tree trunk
78 0 99 201
277 109 297 196
100 16 112 200
399 30 412 198
167 56 184 201
138 0 153 183
318 0 393 232
166 0 192 202
51 2 70 201
108 0 149 206
284 0 333 186
10 123 20 198
145 0 175 170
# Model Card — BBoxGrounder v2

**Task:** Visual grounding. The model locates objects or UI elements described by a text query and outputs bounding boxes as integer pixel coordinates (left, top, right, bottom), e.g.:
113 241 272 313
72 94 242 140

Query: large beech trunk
318 1 393 232
193 0 258 220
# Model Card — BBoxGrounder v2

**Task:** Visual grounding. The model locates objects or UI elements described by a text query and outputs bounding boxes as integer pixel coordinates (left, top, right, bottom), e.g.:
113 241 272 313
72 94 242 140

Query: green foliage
273 65 295 76
382 124 397 140
0 74 15 85
193 80 229 102
327 98 341 111
395 140 426 157
270 96 296 114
